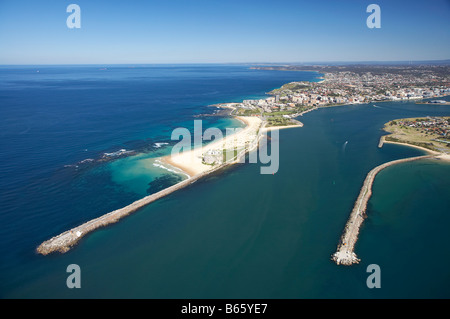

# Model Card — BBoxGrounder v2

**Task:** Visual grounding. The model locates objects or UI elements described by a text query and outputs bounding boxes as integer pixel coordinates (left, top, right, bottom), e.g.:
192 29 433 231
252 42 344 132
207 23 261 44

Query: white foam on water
152 160 190 178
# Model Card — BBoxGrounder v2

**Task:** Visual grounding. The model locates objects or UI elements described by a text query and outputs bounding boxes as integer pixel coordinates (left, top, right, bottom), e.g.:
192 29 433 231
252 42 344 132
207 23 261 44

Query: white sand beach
382 139 441 155
163 116 263 176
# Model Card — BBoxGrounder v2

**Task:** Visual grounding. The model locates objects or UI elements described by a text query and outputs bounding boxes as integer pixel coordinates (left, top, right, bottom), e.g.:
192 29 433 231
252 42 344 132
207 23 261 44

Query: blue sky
0 0 449 64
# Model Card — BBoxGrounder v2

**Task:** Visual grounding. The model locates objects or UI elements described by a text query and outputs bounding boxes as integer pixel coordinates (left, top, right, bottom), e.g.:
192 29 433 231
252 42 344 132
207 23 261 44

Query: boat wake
342 140 348 152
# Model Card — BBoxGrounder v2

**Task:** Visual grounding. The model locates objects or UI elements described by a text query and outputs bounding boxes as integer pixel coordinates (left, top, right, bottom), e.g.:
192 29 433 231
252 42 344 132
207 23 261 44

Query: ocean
0 65 449 298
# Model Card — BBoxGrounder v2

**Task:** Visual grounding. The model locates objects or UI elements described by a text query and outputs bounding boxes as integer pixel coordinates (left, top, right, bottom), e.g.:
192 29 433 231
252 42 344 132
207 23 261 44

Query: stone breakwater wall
37 121 270 256
332 155 434 265
36 165 223 255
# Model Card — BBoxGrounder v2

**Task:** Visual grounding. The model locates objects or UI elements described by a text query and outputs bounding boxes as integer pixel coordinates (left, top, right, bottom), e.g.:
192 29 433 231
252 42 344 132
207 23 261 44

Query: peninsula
36 99 302 255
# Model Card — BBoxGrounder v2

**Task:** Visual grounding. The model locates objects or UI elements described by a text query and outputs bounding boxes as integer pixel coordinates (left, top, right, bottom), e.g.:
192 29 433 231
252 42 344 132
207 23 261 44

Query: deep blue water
0 65 319 296
0 65 449 298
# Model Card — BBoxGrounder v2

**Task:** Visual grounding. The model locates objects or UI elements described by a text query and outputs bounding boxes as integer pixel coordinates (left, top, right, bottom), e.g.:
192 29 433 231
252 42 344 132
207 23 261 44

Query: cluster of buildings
202 149 223 165
279 71 449 104
201 128 259 165
241 95 299 113
396 117 450 137
234 70 449 116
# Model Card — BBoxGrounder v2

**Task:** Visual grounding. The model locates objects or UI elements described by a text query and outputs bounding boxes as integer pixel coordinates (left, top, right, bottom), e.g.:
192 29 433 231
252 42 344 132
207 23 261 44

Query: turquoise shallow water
1 66 450 298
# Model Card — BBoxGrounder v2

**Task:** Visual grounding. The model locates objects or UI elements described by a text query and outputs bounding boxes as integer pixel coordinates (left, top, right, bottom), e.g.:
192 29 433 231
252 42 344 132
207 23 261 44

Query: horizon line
1 59 450 67
0 58 450 66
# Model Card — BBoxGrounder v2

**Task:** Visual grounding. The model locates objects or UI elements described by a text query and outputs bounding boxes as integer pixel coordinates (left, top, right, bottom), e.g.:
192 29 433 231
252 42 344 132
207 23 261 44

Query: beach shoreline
380 136 441 156
380 116 450 158
161 115 264 177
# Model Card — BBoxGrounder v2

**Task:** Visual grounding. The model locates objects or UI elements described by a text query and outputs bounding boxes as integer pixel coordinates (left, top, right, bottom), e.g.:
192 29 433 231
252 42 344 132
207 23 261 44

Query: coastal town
239 64 450 122
205 65 450 165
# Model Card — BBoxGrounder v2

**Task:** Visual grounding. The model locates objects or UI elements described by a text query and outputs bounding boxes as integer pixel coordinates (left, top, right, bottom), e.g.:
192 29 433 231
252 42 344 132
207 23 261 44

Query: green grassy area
269 82 312 94
383 117 450 152
264 110 294 116
235 108 260 116
384 136 436 150
266 116 293 127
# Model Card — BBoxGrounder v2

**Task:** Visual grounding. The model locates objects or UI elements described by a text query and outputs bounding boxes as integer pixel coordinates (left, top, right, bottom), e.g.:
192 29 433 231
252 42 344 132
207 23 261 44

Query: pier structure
332 155 434 265
378 135 385 148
